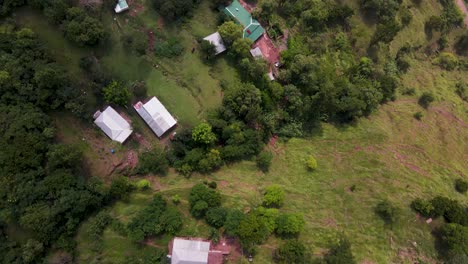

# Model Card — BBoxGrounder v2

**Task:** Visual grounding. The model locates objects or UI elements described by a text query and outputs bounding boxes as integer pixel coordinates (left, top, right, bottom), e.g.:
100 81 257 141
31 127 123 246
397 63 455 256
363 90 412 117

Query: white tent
170 238 210 264
203 32 227 55
133 97 177 137
94 106 133 143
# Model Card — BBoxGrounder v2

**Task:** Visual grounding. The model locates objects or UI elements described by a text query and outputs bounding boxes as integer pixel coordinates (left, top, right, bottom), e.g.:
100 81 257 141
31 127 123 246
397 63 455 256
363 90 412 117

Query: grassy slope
12 0 467 263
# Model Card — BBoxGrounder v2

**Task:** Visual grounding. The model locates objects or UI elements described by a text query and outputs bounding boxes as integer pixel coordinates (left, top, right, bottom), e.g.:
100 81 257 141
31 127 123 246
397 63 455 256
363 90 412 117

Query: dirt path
455 0 468 28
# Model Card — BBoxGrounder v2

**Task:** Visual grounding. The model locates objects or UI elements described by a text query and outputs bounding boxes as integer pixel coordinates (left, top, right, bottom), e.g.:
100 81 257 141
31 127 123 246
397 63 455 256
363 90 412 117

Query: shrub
256 151 273 172
375 200 399 225
103 81 131 106
172 194 181 205
192 122 217 145
189 183 221 218
275 213 305 237
402 87 416 95
224 209 245 237
434 52 459 70
411 198 435 217
208 181 217 189
455 82 467 101
418 92 435 109
136 147 169 175
438 223 468 258
154 38 184 58
109 176 134 200
205 207 228 228
430 196 453 217
413 111 423 120
275 240 307 263
135 179 151 190
324 237 356 264
455 179 468 194
307 155 318 170
191 200 209 218
263 185 285 207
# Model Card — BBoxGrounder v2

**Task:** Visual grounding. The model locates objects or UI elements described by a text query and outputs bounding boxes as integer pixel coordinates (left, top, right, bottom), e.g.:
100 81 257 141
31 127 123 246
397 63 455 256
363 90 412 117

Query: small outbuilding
250 47 264 59
93 106 133 143
114 0 129 13
203 32 227 55
133 97 177 138
168 237 230 264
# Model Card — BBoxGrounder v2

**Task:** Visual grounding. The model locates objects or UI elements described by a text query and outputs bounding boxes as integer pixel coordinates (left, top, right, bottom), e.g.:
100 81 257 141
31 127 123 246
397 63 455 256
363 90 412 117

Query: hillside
0 0 467 263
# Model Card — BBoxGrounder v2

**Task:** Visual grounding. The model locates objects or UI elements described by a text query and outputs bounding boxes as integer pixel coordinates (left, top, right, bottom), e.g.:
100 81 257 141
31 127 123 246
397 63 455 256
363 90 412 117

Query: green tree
238 212 270 248
231 38 253 58
455 179 468 194
218 21 243 46
307 155 318 170
103 81 131 106
189 183 222 218
153 0 199 20
200 39 217 61
439 224 468 258
325 237 356 264
137 147 169 175
418 92 435 109
256 151 273 172
224 209 245 237
21 239 44 264
263 185 285 207
411 198 434 217
63 7 105 46
192 122 217 145
136 179 151 190
275 213 305 237
46 144 82 171
275 240 307 264
205 207 228 228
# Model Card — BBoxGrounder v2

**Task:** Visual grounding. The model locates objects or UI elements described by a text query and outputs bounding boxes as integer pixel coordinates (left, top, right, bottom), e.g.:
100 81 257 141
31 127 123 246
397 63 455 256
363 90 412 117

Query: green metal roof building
223 0 265 42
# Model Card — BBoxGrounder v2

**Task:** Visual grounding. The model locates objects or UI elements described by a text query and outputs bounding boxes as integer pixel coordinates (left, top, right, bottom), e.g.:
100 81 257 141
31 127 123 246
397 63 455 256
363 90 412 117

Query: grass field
11 0 468 263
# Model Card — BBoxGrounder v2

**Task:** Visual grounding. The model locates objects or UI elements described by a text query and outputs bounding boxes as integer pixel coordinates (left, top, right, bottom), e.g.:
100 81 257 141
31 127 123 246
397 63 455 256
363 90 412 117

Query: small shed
133 97 177 138
115 0 129 13
250 47 264 58
94 106 133 143
203 32 227 55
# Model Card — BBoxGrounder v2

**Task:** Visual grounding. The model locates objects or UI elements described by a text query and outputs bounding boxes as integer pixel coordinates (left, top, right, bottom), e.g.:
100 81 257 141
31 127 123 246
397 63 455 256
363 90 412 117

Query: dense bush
418 92 435 109
136 147 169 175
434 52 459 70
360 0 402 22
154 38 184 57
275 240 308 264
218 21 243 46
411 198 434 217
324 237 356 264
103 81 131 106
438 223 468 258
263 185 285 207
256 151 273 172
153 0 199 20
275 213 305 237
455 179 468 194
189 183 221 218
192 122 217 145
205 207 228 228
62 7 105 46
224 209 245 237
307 155 318 170
135 179 151 190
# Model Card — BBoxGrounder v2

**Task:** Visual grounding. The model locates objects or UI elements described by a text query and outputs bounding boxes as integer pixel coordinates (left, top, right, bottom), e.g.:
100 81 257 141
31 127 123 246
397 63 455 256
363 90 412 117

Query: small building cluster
94 97 177 143
114 0 129 13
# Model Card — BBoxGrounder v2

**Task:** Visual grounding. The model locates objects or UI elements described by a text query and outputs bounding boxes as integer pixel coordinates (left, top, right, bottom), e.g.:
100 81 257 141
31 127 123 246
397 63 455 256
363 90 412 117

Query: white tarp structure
170 238 210 264
250 47 264 58
115 0 129 13
94 106 133 143
203 32 227 55
134 97 177 137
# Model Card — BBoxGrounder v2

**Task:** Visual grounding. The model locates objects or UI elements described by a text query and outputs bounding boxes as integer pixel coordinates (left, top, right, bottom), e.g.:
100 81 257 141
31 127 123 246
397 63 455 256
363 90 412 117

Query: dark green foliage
455 34 468 56
208 181 217 189
375 200 399 225
455 82 467 101
103 81 131 106
371 20 401 44
62 7 105 46
435 52 459 70
256 151 273 172
224 209 245 237
153 0 199 20
413 111 423 120
205 207 228 228
221 83 263 124
189 184 221 218
238 211 271 248
136 147 169 175
400 8 413 26
418 92 435 108
411 198 434 217
324 237 356 264
87 211 112 247
275 213 305 237
46 144 82 172
131 81 148 99
218 21 243 46
275 240 308 264
263 185 285 207
127 195 182 242
109 176 134 200
455 179 468 194
438 224 468 258
360 0 402 23
430 196 468 225
121 32 147 56
154 38 184 58
200 39 217 61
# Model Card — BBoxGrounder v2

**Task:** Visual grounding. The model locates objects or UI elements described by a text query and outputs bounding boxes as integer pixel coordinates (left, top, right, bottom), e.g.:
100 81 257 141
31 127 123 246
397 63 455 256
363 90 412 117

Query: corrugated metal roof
223 0 265 42
203 32 227 55
171 238 210 264
134 97 177 137
94 106 133 143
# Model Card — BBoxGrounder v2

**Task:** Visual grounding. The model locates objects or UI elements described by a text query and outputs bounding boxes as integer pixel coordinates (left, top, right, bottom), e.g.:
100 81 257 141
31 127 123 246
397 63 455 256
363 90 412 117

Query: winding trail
455 0 468 28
